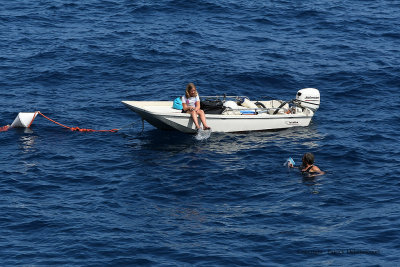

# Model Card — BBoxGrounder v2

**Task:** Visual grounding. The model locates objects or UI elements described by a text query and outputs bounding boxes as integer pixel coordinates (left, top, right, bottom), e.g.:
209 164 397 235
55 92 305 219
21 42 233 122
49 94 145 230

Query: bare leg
190 110 201 129
197 110 210 129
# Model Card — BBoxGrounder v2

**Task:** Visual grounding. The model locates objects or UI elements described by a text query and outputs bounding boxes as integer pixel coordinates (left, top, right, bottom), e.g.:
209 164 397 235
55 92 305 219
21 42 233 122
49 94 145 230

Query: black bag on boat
200 99 225 114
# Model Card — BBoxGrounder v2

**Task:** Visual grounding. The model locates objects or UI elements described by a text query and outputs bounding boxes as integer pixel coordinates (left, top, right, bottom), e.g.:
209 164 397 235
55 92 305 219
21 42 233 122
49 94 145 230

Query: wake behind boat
122 88 320 133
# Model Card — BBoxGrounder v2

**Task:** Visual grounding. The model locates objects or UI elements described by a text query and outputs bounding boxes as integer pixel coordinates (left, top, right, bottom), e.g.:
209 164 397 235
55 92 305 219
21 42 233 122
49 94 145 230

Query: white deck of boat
122 100 291 115
123 101 182 114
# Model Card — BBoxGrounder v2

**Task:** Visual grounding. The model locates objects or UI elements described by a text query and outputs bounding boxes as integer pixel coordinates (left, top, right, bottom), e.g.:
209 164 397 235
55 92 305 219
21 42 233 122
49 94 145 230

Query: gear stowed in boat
122 88 320 133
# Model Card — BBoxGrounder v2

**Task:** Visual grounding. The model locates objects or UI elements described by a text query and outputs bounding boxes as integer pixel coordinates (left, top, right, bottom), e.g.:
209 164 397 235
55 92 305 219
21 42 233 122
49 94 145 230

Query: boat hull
122 101 314 133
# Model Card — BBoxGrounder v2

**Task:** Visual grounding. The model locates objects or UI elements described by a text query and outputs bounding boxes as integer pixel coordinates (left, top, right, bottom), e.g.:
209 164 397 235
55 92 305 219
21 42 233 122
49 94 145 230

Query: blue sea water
1 0 400 266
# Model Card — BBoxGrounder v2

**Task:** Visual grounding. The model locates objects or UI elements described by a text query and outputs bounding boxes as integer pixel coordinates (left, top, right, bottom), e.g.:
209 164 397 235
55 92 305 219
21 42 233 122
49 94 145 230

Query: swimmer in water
287 153 325 176
300 152 325 176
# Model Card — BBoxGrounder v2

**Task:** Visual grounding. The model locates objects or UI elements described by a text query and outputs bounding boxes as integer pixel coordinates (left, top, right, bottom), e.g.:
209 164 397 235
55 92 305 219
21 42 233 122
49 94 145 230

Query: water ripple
0 0 399 265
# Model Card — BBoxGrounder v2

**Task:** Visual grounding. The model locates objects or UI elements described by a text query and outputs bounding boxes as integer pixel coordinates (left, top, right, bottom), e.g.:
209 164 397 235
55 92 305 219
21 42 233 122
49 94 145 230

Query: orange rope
28 111 39 128
0 125 10 132
38 112 118 133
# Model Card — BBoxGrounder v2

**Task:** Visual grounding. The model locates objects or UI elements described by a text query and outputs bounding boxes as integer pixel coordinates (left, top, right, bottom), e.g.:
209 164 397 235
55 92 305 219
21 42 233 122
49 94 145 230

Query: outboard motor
296 88 320 111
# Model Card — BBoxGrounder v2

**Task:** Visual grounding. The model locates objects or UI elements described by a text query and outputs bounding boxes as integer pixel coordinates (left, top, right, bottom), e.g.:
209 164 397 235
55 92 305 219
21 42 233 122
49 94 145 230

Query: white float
10 112 39 128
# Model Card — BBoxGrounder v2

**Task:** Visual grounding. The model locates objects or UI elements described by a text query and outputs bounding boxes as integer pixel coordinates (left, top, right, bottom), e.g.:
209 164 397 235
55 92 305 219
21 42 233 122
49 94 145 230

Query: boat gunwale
122 100 312 119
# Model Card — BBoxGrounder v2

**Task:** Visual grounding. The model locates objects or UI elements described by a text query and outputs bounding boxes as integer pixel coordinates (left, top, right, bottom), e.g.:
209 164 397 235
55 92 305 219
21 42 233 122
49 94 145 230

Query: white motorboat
122 88 320 133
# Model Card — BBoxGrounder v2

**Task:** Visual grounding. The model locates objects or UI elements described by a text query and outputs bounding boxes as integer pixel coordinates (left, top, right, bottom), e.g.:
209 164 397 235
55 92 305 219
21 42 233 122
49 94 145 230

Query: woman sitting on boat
182 83 211 131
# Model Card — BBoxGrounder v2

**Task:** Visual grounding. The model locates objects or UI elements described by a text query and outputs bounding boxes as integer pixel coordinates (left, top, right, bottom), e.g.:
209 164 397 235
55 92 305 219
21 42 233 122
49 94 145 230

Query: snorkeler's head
302 153 315 165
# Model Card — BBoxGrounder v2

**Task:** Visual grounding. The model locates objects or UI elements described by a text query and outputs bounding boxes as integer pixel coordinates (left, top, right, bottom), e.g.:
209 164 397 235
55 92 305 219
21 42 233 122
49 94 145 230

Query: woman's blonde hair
185 83 197 98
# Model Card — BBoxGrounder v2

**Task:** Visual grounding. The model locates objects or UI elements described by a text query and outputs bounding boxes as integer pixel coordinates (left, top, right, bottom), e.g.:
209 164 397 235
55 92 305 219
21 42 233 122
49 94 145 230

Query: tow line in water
0 111 119 133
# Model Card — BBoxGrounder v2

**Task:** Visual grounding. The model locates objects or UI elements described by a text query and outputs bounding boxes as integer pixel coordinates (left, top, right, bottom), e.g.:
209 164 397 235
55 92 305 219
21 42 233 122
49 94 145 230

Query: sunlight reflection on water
19 134 37 153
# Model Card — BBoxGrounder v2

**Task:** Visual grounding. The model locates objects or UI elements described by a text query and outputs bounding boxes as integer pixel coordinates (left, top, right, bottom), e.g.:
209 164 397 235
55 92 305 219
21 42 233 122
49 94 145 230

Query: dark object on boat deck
200 99 226 114
255 101 266 108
